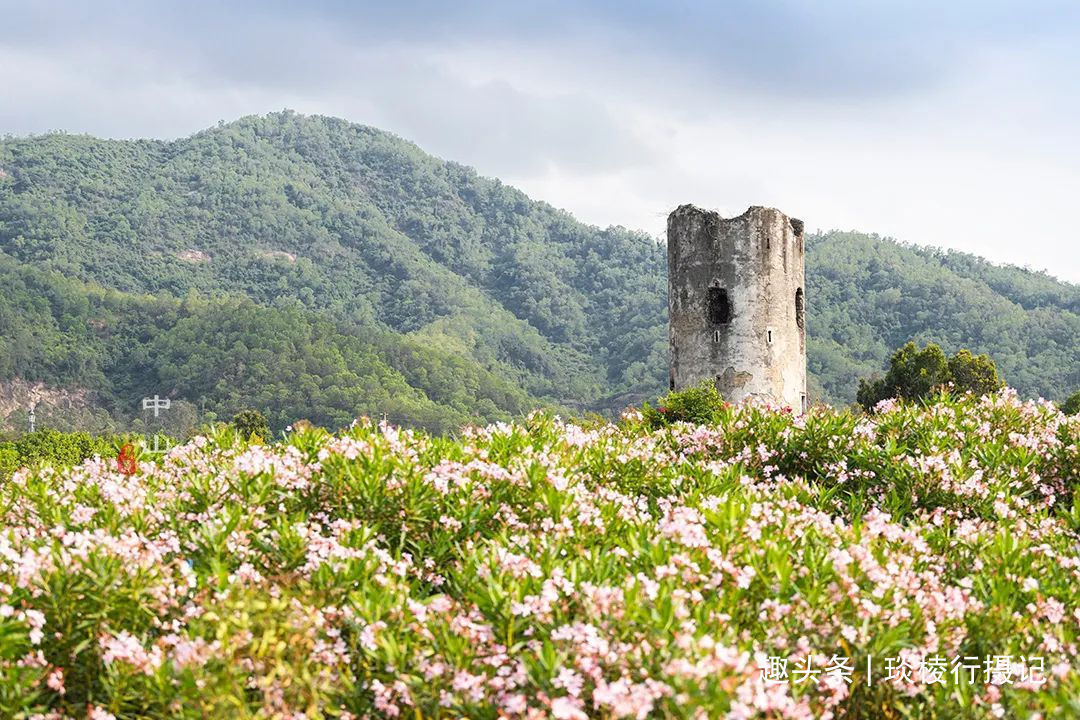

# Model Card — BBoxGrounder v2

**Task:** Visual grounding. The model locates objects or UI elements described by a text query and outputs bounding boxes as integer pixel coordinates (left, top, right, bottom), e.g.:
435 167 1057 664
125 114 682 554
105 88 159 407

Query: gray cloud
0 0 1078 280
0 4 655 176
9 0 1078 100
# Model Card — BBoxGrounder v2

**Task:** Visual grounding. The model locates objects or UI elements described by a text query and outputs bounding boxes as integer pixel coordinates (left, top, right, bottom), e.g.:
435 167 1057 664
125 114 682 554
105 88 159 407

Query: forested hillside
806 233 1079 403
0 257 534 434
0 111 1076 432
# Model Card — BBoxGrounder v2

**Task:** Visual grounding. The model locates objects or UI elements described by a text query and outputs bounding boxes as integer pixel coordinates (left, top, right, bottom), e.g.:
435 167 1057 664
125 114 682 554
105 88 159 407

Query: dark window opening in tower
795 288 805 329
713 330 720 343
708 287 731 325
767 329 773 344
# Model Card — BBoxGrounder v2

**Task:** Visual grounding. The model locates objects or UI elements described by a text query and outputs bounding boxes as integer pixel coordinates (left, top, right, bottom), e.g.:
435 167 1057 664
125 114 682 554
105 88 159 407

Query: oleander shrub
0 390 1078 718
642 380 728 429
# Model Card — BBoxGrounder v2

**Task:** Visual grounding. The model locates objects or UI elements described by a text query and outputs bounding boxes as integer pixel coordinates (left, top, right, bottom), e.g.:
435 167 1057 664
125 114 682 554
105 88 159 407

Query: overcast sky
2 0 1078 282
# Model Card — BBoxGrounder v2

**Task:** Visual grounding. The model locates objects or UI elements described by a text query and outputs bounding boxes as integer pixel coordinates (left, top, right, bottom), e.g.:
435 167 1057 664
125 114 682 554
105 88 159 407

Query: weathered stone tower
668 204 807 411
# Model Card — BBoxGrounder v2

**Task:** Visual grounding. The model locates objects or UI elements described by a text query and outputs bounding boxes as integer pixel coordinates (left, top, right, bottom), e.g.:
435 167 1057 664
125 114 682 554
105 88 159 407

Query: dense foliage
231 410 271 441
0 390 1077 718
0 113 663 428
0 257 531 434
857 341 1004 410
642 380 729 429
806 233 1078 405
0 429 119 480
1 111 1077 430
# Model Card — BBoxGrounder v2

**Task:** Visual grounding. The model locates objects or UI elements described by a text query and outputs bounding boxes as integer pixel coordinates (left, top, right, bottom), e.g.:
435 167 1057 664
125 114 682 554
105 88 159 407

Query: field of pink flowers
1 389 1078 719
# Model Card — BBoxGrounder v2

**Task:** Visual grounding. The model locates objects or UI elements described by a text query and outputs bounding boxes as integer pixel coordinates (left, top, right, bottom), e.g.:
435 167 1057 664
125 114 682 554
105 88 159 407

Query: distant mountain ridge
0 111 1076 431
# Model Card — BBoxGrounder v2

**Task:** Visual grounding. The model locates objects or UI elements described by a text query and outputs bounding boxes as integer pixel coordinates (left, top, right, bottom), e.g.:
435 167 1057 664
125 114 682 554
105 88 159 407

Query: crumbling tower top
667 204 807 410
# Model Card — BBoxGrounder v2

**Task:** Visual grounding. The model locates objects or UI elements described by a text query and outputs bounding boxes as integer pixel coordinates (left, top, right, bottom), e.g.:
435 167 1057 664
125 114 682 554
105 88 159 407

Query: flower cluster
0 389 1077 718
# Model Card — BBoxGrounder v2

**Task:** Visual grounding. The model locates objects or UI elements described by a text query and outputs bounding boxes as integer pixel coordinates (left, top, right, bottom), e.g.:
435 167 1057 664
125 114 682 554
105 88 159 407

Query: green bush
0 444 18 479
231 409 271 441
858 341 1004 410
0 430 181 480
947 348 1004 397
0 430 119 480
642 380 728 428
1063 391 1080 415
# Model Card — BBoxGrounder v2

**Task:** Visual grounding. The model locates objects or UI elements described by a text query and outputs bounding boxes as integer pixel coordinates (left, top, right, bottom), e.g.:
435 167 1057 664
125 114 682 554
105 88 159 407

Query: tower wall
667 204 807 410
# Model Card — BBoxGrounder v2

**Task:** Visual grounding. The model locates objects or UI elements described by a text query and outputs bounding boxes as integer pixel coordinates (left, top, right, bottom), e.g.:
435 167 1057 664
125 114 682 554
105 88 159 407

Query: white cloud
433 39 1080 282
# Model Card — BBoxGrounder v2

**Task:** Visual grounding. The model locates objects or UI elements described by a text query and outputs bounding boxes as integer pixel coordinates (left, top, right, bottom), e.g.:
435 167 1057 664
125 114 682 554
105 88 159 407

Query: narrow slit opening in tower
795 288 805 329
708 287 731 325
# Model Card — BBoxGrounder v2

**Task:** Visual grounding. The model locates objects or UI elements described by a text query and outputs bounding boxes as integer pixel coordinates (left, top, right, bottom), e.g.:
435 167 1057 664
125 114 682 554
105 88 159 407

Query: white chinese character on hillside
142 394 171 417
139 395 177 455
141 434 173 456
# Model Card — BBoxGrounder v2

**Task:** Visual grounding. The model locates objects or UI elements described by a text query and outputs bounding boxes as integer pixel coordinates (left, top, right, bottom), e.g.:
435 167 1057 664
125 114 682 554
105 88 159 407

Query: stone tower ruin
668 204 807 411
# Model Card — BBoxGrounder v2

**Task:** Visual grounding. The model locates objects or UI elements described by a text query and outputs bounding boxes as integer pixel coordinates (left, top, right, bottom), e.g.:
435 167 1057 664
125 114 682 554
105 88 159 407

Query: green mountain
0 111 1076 432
